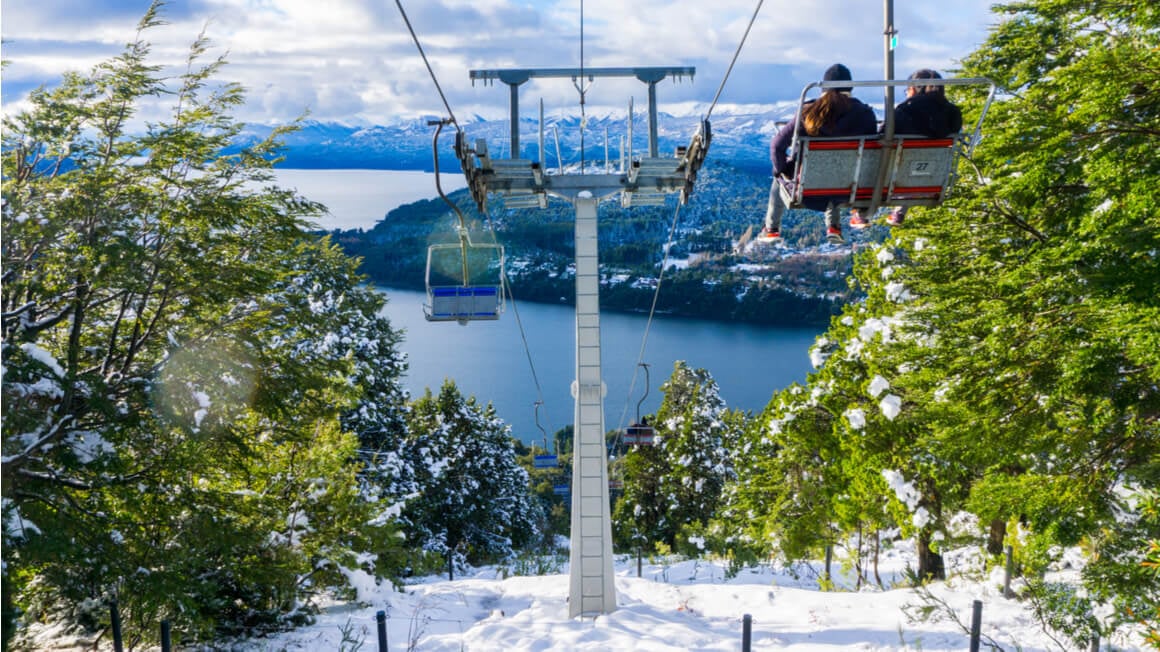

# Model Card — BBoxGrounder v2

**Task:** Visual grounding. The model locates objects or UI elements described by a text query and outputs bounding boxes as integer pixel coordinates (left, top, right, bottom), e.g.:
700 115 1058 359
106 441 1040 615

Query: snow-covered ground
229 541 1148 651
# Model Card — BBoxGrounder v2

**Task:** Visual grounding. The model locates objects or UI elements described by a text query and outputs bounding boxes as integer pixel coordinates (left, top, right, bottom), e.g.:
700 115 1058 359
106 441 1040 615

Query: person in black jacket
757 63 877 246
850 69 963 229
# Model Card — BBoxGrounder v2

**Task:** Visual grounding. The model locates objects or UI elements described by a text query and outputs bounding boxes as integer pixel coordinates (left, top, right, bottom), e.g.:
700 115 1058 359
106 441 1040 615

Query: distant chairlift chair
623 363 656 446
423 233 505 325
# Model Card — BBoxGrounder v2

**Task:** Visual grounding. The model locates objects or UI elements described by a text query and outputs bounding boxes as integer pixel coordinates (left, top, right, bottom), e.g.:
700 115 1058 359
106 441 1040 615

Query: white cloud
2 0 998 125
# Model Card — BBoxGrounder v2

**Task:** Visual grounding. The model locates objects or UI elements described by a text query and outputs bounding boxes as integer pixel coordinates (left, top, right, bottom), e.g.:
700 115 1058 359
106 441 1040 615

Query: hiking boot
826 226 845 244
849 211 870 230
886 208 906 226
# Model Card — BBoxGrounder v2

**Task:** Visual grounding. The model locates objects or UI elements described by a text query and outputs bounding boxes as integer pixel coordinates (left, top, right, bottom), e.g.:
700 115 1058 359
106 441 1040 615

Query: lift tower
458 66 708 617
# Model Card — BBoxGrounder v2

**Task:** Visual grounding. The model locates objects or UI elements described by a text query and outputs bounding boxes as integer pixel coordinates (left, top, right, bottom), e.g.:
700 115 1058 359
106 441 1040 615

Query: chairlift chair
423 232 505 324
779 78 997 217
623 363 656 446
531 400 558 468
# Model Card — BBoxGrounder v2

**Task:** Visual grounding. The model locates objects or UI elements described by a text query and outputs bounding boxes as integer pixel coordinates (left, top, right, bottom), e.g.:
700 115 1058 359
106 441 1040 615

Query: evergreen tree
400 381 542 579
1 4 408 644
613 362 741 554
721 1 1158 609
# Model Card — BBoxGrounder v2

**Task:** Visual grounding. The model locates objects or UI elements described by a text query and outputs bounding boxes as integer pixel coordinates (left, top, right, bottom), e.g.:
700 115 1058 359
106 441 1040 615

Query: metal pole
109 600 124 652
867 0 897 219
647 81 659 157
160 620 172 652
508 82 520 159
377 610 389 651
604 127 610 173
1089 633 1099 651
568 194 617 617
883 0 896 139
1004 545 1014 598
539 99 546 167
968 600 982 652
553 126 564 173
742 614 753 652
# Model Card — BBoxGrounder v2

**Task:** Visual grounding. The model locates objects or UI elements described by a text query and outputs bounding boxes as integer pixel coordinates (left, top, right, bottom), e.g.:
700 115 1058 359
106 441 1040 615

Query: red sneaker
886 209 906 226
826 226 845 244
849 211 870 230
756 228 783 245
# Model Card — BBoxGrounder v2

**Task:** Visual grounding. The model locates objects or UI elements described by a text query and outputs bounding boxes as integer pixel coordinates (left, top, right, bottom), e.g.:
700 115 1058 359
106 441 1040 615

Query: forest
1 1 1157 650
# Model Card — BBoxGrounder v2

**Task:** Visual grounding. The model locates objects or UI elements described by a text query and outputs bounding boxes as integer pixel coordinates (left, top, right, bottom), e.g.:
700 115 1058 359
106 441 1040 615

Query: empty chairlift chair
423 235 505 324
623 363 656 446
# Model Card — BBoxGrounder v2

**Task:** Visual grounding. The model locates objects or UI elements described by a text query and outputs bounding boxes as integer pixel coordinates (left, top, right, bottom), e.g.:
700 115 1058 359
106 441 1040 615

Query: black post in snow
968 600 983 652
109 600 124 652
742 613 752 652
160 619 172 652
377 609 389 652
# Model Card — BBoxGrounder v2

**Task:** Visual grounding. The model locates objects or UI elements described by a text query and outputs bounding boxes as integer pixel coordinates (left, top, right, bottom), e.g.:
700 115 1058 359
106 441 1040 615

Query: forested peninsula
325 161 881 327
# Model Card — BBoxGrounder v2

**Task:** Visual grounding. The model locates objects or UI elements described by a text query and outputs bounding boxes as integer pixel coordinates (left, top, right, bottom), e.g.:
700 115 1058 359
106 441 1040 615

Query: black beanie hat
823 63 853 92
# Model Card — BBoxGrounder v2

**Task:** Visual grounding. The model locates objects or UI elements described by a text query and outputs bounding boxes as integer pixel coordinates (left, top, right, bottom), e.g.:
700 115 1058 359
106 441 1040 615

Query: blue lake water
378 288 821 444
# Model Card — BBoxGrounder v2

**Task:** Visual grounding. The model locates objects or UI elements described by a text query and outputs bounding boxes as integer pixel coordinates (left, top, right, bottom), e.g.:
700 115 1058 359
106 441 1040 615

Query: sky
25 540 1149 650
1 0 1001 126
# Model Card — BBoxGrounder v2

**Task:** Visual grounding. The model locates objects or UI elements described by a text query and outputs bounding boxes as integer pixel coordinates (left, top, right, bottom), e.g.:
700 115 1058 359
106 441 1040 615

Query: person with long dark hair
757 63 877 245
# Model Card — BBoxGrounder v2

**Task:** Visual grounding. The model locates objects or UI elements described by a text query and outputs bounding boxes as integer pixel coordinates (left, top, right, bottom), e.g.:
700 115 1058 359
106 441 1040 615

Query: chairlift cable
578 0 587 170
502 264 550 428
401 0 550 424
613 199 685 441
395 0 460 130
705 0 765 121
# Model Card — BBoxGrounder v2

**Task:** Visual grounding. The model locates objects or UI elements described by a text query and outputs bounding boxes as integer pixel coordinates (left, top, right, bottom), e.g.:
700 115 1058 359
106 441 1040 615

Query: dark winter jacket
890 92 963 138
770 94 878 177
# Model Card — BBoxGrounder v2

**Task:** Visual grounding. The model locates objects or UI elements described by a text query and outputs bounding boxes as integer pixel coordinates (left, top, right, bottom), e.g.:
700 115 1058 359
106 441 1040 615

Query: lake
270 168 822 443
378 288 820 444
272 168 466 231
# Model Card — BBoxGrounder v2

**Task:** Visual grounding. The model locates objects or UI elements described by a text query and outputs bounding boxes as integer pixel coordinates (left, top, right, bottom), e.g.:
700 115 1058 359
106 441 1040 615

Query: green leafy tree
717 383 842 568
400 381 542 579
720 2 1157 610
929 0 1159 615
2 4 408 645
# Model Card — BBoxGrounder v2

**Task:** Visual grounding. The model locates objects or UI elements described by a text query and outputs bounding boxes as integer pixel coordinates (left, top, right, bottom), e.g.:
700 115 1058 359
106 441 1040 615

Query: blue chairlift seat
425 285 502 322
423 239 505 324
533 454 558 469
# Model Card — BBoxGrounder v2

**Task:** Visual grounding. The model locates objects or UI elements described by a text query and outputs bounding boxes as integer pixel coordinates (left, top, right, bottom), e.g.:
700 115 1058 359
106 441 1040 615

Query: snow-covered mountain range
238 103 807 172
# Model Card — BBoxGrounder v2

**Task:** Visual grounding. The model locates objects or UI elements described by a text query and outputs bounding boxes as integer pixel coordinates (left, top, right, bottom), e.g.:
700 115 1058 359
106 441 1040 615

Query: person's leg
763 178 786 234
824 202 845 243
887 206 908 225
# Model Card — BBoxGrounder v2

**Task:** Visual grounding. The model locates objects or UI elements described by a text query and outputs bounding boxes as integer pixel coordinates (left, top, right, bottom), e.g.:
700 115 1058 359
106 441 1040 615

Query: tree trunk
823 544 833 585
987 519 1006 556
916 530 945 581
873 529 883 588
854 522 864 590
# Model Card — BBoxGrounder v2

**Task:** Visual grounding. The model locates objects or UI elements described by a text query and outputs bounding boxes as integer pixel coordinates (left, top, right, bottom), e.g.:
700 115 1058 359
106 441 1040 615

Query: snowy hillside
206 543 1148 651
